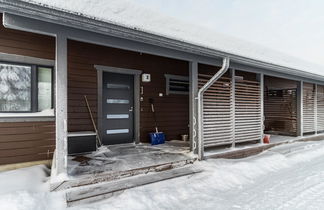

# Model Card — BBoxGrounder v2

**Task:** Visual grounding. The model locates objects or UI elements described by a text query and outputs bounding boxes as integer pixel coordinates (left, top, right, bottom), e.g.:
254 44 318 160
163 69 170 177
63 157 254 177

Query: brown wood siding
264 76 298 136
68 40 189 142
0 13 56 165
0 122 55 165
0 14 55 60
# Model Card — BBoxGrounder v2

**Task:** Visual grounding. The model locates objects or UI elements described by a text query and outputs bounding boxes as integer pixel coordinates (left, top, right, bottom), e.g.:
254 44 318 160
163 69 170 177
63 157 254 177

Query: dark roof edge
1 0 324 82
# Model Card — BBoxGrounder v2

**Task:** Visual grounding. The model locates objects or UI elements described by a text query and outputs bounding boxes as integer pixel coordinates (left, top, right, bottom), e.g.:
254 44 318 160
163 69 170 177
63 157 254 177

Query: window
165 74 189 95
0 62 53 113
38 67 53 111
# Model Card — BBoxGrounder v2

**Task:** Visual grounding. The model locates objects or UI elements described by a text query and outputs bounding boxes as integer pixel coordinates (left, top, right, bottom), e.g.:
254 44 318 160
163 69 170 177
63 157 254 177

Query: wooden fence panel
303 83 316 134
317 85 324 133
235 79 262 143
199 74 233 147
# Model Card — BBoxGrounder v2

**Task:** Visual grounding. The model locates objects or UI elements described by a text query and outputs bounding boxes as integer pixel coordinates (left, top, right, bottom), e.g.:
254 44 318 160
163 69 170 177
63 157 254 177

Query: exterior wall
0 14 56 165
0 122 55 165
68 40 189 142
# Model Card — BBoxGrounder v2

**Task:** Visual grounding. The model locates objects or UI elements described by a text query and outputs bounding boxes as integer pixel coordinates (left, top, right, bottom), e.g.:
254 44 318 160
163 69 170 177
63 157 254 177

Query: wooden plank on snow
66 165 202 207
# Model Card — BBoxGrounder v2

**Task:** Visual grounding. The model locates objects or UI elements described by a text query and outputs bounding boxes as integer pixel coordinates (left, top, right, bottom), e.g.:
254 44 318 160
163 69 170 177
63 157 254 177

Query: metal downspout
197 57 230 160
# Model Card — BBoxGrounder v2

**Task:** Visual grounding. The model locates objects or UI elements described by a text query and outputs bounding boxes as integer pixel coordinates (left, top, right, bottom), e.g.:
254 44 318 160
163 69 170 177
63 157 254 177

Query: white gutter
197 57 230 160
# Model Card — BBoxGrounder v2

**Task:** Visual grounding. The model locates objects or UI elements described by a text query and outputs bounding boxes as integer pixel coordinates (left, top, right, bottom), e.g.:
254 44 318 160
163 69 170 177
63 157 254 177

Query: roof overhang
1 0 324 84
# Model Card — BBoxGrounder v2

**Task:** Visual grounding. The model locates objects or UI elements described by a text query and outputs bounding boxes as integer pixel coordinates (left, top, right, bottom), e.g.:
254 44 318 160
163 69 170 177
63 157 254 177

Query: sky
135 0 324 66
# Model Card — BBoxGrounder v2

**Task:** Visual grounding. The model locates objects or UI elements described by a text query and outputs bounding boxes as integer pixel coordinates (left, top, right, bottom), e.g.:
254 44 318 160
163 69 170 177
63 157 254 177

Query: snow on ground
0 165 65 210
22 0 324 76
1 140 324 210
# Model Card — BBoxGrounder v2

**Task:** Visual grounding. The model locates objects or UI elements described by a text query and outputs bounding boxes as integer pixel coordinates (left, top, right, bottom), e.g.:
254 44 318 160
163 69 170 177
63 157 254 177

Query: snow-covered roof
17 0 324 77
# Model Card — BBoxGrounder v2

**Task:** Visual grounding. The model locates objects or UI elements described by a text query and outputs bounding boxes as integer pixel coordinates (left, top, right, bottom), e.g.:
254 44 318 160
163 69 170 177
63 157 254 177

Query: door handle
129 106 133 112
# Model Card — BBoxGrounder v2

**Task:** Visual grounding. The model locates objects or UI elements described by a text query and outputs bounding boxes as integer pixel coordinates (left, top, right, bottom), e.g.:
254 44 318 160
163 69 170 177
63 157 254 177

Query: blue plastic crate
149 132 165 145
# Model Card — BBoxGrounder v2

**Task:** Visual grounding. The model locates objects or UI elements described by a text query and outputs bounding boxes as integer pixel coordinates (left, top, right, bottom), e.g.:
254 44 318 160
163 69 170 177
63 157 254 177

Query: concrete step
51 157 196 191
66 165 202 207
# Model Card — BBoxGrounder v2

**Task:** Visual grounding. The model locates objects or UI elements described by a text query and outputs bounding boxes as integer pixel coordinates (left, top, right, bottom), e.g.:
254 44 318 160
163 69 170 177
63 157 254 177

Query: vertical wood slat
230 70 236 147
317 85 324 133
297 81 303 136
303 82 316 134
259 73 264 143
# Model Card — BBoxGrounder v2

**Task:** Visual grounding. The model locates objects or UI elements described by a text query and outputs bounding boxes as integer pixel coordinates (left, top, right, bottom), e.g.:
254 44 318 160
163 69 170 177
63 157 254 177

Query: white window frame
0 53 55 121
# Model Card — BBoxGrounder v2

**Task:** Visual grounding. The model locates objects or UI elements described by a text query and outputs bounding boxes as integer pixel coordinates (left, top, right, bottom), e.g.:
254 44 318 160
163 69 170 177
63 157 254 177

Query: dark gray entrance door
102 72 134 145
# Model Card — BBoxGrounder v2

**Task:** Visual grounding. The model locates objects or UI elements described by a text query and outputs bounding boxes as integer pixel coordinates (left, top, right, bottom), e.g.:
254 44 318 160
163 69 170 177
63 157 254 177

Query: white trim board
94 65 142 75
0 52 55 66
68 131 96 137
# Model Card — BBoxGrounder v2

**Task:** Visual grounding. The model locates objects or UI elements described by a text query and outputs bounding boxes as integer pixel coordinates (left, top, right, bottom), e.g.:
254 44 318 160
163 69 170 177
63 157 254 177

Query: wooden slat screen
235 79 262 143
317 85 324 133
199 73 261 148
198 74 234 147
303 83 316 134
264 88 297 135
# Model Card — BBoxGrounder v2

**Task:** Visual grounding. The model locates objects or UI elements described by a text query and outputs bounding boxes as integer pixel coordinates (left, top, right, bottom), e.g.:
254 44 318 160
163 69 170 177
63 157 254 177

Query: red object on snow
263 135 271 144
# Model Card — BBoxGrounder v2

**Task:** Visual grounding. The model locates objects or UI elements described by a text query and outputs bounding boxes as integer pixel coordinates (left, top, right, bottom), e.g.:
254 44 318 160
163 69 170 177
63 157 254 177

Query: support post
258 73 264 143
315 84 318 134
189 61 198 153
230 69 236 148
297 81 304 136
55 34 68 175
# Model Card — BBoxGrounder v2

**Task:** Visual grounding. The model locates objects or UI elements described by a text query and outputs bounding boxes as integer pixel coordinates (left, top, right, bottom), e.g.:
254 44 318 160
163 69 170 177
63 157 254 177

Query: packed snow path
90 141 324 210
0 140 324 210
218 145 324 210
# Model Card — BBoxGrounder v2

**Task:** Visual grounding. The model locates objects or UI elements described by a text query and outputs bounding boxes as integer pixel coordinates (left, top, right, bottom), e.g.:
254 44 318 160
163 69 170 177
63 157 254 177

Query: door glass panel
106 129 129 134
107 84 130 89
107 114 129 119
107 99 129 104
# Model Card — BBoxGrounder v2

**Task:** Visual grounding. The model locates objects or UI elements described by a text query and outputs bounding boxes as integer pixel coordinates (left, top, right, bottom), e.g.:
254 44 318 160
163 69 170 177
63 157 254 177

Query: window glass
0 63 31 112
38 67 52 111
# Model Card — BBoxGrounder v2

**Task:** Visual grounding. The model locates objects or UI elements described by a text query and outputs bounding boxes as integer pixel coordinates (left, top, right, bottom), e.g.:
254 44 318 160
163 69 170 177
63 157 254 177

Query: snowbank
0 165 65 210
21 0 324 76
0 141 324 210
0 164 49 193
